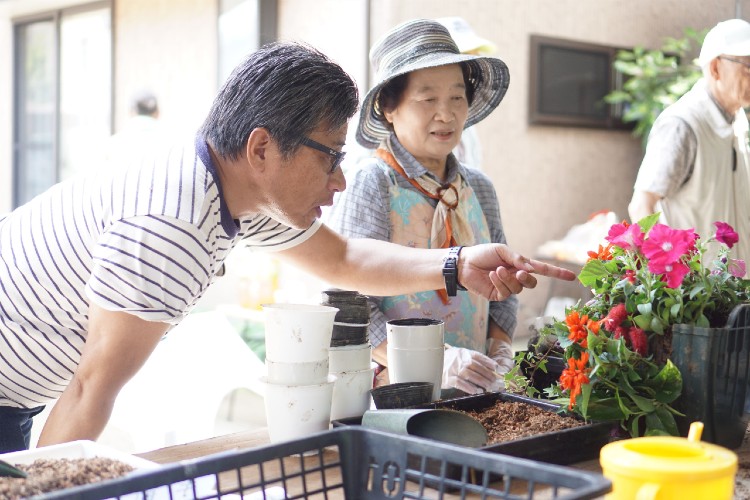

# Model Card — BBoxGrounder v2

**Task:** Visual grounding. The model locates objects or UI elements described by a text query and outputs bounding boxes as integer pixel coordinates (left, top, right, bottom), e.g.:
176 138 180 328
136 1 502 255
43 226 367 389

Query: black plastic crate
37 427 610 499
334 392 612 466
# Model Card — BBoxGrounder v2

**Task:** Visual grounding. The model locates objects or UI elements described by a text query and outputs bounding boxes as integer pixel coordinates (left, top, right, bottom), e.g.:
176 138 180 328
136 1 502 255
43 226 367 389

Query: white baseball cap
698 18 750 67
435 16 497 55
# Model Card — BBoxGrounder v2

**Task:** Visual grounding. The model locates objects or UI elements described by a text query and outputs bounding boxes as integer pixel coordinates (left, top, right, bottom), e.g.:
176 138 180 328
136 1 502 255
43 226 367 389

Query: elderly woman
328 19 516 395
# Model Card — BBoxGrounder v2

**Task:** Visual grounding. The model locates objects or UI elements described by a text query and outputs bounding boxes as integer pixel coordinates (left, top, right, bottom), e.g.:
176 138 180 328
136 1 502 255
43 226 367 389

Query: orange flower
565 311 590 347
587 243 613 262
586 318 601 335
560 352 590 409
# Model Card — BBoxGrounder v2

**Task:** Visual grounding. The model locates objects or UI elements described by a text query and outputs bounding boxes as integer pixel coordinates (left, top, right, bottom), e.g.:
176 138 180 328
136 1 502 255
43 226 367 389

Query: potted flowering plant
534 213 750 440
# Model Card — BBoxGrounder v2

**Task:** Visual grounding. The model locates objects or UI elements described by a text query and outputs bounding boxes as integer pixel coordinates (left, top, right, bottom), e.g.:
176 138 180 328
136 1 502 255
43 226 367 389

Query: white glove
487 337 515 376
442 347 502 394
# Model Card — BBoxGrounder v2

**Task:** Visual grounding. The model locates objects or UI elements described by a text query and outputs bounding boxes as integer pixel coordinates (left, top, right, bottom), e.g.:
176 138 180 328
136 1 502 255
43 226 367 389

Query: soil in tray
462 399 586 444
0 457 134 499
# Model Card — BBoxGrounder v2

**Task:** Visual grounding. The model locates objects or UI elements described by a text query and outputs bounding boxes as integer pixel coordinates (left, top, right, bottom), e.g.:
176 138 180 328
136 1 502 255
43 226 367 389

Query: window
218 0 277 84
13 2 111 207
529 34 631 130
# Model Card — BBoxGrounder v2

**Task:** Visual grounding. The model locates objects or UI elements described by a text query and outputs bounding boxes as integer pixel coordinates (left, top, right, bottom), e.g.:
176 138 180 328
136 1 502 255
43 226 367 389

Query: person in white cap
435 17 497 170
629 19 750 271
328 19 517 396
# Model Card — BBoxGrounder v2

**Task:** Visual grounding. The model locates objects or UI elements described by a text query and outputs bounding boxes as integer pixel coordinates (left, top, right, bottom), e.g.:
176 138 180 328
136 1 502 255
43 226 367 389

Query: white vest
657 80 750 269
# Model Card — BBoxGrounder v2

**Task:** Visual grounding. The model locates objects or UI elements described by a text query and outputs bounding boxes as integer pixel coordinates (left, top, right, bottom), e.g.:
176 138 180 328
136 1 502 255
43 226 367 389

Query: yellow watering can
600 422 738 499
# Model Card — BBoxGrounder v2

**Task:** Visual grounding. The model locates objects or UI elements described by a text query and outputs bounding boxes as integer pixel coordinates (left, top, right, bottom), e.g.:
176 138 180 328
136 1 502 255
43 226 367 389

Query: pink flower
606 222 644 251
641 224 695 265
715 221 739 249
648 259 690 288
728 259 747 278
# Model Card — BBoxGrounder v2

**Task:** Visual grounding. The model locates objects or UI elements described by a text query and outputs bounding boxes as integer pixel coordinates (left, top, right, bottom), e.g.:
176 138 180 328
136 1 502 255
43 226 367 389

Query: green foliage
504 350 544 399
605 27 708 149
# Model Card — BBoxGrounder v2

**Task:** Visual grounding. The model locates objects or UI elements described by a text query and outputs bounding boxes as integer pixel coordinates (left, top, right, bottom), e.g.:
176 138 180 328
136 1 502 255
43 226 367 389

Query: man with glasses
0 42 575 452
629 19 750 270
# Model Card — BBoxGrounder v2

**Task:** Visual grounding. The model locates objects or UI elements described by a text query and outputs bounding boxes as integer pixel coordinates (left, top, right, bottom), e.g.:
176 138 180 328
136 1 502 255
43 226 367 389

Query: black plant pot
671 303 750 449
519 351 565 396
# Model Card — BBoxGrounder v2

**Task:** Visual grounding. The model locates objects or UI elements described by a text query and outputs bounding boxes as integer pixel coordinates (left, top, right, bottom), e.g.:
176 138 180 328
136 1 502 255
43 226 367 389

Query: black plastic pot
370 382 434 409
671 303 750 449
519 351 565 396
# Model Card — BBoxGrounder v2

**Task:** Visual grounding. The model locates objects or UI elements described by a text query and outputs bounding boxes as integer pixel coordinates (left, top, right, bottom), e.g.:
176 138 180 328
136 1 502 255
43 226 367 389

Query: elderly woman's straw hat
356 18 509 149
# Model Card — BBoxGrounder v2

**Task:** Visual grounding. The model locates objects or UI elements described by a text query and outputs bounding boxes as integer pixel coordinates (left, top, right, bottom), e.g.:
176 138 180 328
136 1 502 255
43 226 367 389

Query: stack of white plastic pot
261 303 338 444
321 290 375 421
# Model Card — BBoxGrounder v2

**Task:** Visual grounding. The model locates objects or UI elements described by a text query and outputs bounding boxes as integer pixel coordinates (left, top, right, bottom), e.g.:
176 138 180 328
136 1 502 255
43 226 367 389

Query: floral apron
378 161 491 351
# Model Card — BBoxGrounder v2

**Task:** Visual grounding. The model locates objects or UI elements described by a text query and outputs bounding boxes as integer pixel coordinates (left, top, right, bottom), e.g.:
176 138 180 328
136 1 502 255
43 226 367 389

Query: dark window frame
529 34 632 130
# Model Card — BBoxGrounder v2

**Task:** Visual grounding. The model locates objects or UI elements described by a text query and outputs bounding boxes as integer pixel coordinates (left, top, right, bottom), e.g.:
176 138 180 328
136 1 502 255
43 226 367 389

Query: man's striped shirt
0 135 319 408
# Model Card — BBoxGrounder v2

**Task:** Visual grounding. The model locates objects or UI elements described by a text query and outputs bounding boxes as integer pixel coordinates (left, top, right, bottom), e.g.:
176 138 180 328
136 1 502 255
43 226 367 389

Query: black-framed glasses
719 56 750 72
300 137 346 174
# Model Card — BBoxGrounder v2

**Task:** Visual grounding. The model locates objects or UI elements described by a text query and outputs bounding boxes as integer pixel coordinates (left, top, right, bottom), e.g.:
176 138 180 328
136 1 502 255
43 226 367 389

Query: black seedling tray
334 392 612 466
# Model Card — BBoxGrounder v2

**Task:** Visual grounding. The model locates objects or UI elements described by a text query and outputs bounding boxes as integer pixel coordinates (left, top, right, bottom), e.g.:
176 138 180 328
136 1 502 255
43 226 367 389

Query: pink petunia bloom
648 259 690 288
606 222 644 251
641 224 695 265
728 259 747 278
715 221 739 249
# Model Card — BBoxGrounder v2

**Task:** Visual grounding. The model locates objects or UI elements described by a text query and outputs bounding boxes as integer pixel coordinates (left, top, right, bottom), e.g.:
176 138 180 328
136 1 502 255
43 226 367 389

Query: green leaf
655 406 680 436
637 213 660 234
689 284 705 300
637 303 652 315
633 314 651 330
629 414 648 438
579 259 608 288
580 380 592 418
697 314 710 328
644 411 667 435
647 359 683 403
586 398 628 421
670 303 682 318
616 391 633 418
649 316 665 335
625 390 656 412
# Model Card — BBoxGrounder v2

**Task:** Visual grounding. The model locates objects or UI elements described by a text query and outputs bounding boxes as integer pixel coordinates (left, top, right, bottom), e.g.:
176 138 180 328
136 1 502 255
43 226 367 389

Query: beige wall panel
113 0 217 135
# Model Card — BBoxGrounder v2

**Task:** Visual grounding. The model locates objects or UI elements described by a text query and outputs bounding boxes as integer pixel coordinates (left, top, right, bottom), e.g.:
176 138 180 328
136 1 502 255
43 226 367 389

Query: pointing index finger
526 259 577 281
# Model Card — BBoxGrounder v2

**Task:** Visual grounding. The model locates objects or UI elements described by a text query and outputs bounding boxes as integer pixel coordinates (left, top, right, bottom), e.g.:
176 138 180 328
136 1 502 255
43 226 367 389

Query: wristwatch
442 246 467 296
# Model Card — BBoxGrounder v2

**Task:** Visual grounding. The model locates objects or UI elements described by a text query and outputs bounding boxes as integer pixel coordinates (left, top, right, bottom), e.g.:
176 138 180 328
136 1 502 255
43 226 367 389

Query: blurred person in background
105 89 169 166
436 16 498 170
328 19 517 396
628 19 750 271
0 41 574 452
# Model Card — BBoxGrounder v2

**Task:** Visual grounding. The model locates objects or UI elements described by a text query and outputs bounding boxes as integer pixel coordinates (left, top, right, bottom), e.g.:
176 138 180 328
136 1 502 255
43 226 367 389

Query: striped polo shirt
0 135 320 408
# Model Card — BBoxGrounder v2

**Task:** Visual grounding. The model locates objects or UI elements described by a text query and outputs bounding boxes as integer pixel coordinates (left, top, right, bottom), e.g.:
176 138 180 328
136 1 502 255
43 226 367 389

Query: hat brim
356 53 509 149
699 40 750 66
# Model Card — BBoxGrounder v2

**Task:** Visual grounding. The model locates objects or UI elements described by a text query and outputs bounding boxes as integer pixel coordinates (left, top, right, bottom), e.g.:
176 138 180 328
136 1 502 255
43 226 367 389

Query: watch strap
442 246 467 296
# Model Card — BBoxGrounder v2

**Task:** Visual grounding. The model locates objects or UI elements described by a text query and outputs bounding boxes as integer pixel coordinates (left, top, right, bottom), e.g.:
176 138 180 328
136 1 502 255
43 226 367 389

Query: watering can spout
688 421 704 442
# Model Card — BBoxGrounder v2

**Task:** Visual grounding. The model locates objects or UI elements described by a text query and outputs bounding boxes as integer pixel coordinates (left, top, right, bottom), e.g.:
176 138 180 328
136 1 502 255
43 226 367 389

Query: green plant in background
605 27 708 149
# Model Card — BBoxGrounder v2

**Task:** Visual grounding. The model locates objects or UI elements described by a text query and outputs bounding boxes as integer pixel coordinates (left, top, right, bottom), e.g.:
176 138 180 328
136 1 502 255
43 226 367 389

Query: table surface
137 425 750 499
